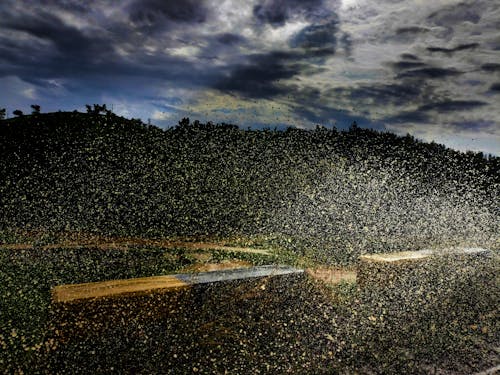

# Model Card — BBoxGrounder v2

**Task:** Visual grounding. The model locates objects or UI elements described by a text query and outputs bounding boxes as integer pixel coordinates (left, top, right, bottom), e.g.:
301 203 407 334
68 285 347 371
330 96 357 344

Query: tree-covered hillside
1 111 498 263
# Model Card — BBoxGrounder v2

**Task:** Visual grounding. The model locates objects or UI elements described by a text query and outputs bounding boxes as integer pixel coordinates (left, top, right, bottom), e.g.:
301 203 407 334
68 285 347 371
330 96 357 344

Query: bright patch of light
262 21 309 48
22 88 36 99
167 46 200 58
341 0 360 10
152 110 172 121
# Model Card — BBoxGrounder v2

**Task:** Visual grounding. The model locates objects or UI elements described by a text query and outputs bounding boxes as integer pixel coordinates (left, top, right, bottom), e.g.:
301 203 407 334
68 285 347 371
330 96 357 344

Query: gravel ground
1 247 498 374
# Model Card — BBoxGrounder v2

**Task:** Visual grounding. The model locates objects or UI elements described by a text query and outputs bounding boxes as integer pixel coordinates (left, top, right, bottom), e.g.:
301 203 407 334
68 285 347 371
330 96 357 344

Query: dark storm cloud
0 0 342 105
340 32 353 56
0 13 200 83
0 8 132 84
0 35 40 67
397 67 462 79
1 11 110 58
386 26 431 43
0 0 222 96
390 61 427 71
427 43 480 54
481 63 500 72
215 33 247 46
38 0 90 13
289 21 338 50
305 47 337 58
395 26 431 35
330 82 424 107
489 83 500 93
400 53 420 61
199 33 248 61
213 21 344 100
418 100 488 112
283 14 345 63
0 0 498 155
128 0 208 28
214 14 345 100
253 0 334 27
214 51 302 98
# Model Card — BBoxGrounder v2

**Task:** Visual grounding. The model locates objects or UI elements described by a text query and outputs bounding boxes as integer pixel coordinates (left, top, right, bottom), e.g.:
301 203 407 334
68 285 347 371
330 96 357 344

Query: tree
0 108 5 120
177 117 190 129
13 109 23 117
31 104 41 114
179 117 190 126
95 104 107 114
85 104 109 115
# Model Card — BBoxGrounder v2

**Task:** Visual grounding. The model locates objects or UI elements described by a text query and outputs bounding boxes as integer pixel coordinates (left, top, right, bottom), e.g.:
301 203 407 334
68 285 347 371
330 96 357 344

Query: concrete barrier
48 265 304 344
52 265 303 303
44 266 316 373
357 247 491 288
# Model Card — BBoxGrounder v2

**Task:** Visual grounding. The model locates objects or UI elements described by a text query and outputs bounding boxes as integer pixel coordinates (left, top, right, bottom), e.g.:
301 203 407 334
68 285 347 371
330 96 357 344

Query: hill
0 111 498 263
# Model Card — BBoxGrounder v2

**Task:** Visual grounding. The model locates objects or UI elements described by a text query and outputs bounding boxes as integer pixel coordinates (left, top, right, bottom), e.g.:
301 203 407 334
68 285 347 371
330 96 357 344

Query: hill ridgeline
1 112 498 263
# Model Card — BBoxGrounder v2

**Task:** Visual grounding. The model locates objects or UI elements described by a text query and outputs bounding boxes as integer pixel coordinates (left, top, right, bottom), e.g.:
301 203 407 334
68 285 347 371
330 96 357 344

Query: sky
0 0 499 155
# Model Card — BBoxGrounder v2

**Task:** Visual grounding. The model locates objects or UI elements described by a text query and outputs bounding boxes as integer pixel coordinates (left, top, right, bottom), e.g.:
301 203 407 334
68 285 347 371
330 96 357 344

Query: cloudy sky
0 0 499 154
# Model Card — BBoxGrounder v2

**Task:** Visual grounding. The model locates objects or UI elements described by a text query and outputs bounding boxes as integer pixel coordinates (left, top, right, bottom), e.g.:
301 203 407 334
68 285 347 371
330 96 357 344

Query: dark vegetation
0 108 498 373
0 109 498 263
